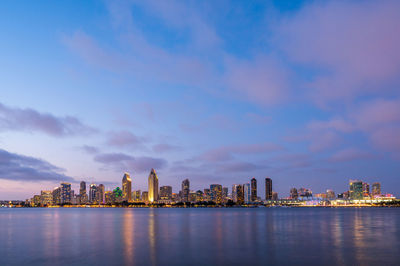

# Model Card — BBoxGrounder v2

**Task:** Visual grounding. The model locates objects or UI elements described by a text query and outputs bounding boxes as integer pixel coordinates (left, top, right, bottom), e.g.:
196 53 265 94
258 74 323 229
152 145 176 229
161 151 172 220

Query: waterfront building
89 184 97 203
265 178 272 200
236 184 244 205
251 178 257 202
189 191 197 202
363 182 370 197
32 195 41 206
181 179 190 202
105 191 114 204
244 183 251 204
160 186 172 201
222 187 228 202
299 188 312 198
232 184 239 202
60 183 72 204
79 181 88 204
272 191 278 200
142 191 149 203
52 187 61 205
40 190 53 206
290 188 298 199
148 168 159 203
196 190 204 202
122 173 132 202
113 187 123 203
204 188 211 201
210 184 222 204
97 184 105 204
349 180 363 200
132 190 141 202
326 189 335 200
372 182 381 197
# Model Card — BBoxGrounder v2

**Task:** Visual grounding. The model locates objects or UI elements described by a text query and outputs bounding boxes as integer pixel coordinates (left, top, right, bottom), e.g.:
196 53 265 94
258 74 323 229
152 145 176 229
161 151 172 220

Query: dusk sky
1 0 400 200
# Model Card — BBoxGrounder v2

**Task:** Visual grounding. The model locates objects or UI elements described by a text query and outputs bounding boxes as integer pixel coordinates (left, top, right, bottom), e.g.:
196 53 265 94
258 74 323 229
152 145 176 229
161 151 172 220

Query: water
0 208 399 266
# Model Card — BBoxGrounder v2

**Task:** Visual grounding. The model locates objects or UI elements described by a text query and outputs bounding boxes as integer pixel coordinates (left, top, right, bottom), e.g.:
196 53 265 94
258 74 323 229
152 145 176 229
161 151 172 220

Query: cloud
328 148 377 163
152 143 181 153
93 152 167 173
216 161 267 173
106 130 147 149
0 149 74 182
80 145 100 154
0 102 95 137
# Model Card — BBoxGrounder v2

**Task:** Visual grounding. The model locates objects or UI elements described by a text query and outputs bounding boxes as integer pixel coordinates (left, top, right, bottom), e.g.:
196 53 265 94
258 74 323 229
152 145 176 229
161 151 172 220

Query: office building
265 178 272 200
181 179 190 202
251 178 257 202
79 181 88 204
290 188 298 199
122 173 132 202
372 182 381 197
210 184 222 204
160 186 172 201
148 168 159 202
89 184 97 203
349 180 363 200
244 183 251 203
60 183 72 204
97 184 105 204
40 190 53 206
236 184 244 205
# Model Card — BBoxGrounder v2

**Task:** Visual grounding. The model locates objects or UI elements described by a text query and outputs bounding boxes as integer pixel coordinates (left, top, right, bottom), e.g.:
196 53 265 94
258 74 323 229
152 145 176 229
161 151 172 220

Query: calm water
0 208 399 266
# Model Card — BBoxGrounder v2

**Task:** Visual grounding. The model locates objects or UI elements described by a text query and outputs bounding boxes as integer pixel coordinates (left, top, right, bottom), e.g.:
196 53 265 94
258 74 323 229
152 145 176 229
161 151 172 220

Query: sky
1 0 400 200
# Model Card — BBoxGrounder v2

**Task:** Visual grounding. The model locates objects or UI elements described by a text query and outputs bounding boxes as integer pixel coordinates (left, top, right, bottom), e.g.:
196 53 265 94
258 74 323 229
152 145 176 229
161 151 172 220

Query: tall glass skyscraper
265 178 272 200
79 181 88 204
97 184 105 204
89 184 97 203
122 173 132 202
148 168 159 202
60 182 72 204
210 184 222 204
181 179 190 202
251 178 257 202
244 183 251 203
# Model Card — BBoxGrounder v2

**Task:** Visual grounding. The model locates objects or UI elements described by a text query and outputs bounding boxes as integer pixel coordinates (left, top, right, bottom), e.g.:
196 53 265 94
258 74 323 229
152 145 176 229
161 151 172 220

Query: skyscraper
244 183 251 204
40 190 53 206
372 182 381 197
251 178 257 202
222 187 228 202
148 169 159 203
89 184 97 203
210 184 222 204
232 184 239 202
79 181 88 204
60 183 72 204
160 186 172 201
265 178 272 200
97 184 105 204
236 184 244 205
181 179 190 202
122 173 132 202
362 182 370 197
52 187 61 205
349 180 363 200
290 188 298 199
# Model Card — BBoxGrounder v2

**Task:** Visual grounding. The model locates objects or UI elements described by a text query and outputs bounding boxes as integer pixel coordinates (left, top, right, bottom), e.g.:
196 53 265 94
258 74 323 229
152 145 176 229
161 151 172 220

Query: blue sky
1 0 400 200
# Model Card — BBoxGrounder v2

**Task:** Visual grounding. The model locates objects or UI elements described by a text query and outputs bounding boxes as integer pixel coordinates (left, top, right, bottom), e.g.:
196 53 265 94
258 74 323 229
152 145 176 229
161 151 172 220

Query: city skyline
1 0 400 200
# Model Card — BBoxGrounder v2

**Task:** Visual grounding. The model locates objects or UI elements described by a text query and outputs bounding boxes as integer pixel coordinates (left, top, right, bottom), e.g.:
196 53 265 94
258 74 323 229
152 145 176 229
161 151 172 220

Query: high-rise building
89 184 97 203
372 182 381 197
132 190 141 202
299 188 312 198
160 186 172 201
265 178 272 200
272 191 278 200
122 173 132 202
181 179 190 202
60 183 72 204
204 189 211 201
222 187 228 202
189 191 197 202
113 187 123 203
363 182 370 197
236 184 244 205
349 180 363 200
142 191 149 203
232 184 239 202
290 188 298 199
196 190 204 202
52 187 61 205
148 168 159 203
326 189 335 200
97 184 105 204
251 178 257 202
210 184 222 204
79 181 88 204
105 191 114 204
244 183 251 204
40 190 53 206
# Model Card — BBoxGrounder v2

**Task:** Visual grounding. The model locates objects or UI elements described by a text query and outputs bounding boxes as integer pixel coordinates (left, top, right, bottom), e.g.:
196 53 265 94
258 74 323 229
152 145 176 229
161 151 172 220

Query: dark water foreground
0 208 399 265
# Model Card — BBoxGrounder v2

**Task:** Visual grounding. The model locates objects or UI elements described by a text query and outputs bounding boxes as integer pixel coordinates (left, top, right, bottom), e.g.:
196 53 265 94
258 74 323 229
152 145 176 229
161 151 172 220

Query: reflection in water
0 208 399 266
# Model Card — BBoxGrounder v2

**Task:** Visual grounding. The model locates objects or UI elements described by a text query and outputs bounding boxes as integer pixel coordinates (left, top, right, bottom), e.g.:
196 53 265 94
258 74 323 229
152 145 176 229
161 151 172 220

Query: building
362 182 370 197
196 190 204 202
97 184 105 204
299 188 312 198
60 183 72 204
222 187 228 202
189 191 197 203
113 187 123 203
349 180 363 200
204 188 211 201
251 178 257 202
372 182 381 197
272 191 278 200
52 187 61 205
40 190 53 206
160 186 172 201
79 181 88 204
33 195 41 206
132 190 141 202
181 179 190 202
265 178 272 200
89 184 97 203
232 184 239 202
122 173 132 202
236 184 244 205
290 188 298 199
142 191 149 203
148 168 159 203
244 183 251 204
105 191 114 204
210 184 222 204
326 189 335 200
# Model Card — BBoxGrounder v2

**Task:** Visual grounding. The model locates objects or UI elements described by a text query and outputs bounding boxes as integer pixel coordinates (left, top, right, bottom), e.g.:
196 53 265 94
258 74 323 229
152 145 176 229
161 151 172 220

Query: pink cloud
328 148 377 163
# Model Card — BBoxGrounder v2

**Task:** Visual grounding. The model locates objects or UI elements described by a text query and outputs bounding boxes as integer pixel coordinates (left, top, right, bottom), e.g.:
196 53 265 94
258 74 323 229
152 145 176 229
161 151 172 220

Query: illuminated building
222 187 228 202
196 190 204 202
189 191 197 202
272 191 278 200
362 182 370 197
79 181 88 204
122 173 132 202
372 182 381 197
299 188 312 198
105 191 114 204
290 188 298 199
244 183 251 203
265 178 272 200
160 186 172 201
251 178 257 202
148 168 159 203
181 179 190 202
236 184 244 205
89 184 97 203
52 187 61 205
210 184 222 204
97 184 105 204
60 183 72 204
142 191 149 203
349 180 363 200
33 195 41 206
40 190 53 206
326 189 335 200
204 189 211 201
232 184 239 202
113 187 123 203
132 190 141 201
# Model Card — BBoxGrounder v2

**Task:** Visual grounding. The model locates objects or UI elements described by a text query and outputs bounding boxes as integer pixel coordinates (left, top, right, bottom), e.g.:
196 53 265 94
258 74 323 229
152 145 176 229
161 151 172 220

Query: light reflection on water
0 208 399 265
